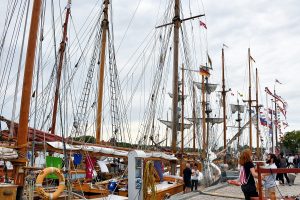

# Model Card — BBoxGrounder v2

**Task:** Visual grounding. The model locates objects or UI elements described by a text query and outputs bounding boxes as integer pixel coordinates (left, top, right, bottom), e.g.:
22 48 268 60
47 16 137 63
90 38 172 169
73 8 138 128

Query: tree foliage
282 130 300 154
72 135 96 143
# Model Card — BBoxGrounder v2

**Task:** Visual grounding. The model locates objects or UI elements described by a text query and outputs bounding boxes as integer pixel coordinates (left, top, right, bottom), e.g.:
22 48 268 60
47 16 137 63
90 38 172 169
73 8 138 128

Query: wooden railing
256 163 300 200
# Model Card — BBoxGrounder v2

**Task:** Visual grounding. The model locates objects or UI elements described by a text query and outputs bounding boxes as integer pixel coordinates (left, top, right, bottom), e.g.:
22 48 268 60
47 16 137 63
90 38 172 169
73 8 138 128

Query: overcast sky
0 0 299 148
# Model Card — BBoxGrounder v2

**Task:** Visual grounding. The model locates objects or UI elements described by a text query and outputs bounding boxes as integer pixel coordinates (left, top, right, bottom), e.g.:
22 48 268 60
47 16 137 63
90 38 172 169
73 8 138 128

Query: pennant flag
199 68 210 77
223 44 229 48
268 108 275 115
250 55 256 63
268 122 273 129
207 53 212 68
277 104 287 119
200 20 207 29
275 79 282 84
265 87 287 108
260 118 267 126
283 121 289 129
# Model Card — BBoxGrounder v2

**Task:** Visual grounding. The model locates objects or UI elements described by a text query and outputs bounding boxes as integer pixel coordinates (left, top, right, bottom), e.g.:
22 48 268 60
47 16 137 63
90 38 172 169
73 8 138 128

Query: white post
128 150 146 200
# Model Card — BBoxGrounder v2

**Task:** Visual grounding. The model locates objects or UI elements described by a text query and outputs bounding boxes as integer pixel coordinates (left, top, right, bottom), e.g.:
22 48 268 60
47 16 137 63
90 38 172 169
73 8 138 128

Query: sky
0 0 299 148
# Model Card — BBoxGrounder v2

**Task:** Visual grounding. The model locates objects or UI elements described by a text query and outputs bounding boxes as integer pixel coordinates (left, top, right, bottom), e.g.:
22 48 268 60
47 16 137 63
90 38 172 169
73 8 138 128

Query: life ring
35 167 65 200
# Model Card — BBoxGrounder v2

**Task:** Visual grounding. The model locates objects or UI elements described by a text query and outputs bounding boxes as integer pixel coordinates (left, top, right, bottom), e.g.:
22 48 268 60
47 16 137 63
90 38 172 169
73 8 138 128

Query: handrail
256 164 300 200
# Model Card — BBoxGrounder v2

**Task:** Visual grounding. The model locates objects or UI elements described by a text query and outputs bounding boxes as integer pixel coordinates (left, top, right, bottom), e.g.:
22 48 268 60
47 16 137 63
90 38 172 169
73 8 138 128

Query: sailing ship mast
13 0 42 186
274 86 278 147
51 0 71 135
248 48 253 152
192 86 196 151
96 0 109 143
181 65 184 155
201 75 206 157
171 0 180 156
255 68 260 158
230 95 245 151
221 48 227 163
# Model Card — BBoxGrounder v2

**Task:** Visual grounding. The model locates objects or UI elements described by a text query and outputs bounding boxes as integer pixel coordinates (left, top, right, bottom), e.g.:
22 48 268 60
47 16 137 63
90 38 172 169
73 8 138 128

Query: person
191 165 199 191
279 153 291 186
183 163 192 193
239 149 259 200
262 153 277 198
293 155 298 168
288 154 294 167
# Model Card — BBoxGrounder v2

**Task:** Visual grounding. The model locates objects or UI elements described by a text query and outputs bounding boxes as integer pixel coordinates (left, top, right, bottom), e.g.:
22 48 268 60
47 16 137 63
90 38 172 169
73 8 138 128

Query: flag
200 20 207 29
275 79 282 84
207 53 212 68
250 55 256 63
265 87 273 96
238 92 243 97
283 121 289 129
223 44 229 48
199 68 210 77
265 87 287 108
268 122 273 129
268 108 275 115
277 104 286 119
260 118 267 126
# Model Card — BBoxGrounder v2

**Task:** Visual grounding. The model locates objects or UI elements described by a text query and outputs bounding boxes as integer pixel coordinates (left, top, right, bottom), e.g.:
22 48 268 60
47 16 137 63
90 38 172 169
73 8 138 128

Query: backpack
239 166 250 185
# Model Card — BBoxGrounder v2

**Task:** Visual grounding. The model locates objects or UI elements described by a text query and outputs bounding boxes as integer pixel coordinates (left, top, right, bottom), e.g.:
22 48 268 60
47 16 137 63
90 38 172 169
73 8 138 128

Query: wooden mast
237 99 242 150
13 0 42 186
274 87 278 147
201 76 206 158
170 0 180 175
192 85 196 151
51 0 71 135
248 48 253 152
255 68 260 158
96 0 109 143
221 48 227 163
181 64 184 155
165 113 169 147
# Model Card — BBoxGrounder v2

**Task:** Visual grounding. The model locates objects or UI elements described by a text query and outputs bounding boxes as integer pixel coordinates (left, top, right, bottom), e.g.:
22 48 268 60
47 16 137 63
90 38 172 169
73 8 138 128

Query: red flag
200 20 207 29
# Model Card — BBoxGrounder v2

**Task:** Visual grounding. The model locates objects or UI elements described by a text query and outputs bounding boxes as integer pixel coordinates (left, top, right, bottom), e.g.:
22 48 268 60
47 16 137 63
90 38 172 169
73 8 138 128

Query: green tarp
46 156 62 179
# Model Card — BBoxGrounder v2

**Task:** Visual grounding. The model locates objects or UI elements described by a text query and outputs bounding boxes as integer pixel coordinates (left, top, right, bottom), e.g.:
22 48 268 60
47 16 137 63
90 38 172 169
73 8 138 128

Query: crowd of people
237 149 299 200
180 150 299 198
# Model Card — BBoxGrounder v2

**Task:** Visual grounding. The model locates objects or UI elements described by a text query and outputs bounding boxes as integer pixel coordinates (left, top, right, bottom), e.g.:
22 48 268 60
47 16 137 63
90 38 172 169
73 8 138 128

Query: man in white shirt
191 165 199 191
262 153 277 199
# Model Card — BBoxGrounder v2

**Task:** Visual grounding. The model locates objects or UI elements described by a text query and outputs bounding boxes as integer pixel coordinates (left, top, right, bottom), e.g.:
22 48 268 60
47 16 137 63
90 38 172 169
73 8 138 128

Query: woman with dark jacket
239 149 259 200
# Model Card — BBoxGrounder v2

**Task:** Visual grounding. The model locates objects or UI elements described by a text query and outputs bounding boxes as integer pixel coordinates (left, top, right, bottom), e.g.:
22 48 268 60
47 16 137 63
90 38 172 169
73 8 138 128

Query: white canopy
47 142 177 160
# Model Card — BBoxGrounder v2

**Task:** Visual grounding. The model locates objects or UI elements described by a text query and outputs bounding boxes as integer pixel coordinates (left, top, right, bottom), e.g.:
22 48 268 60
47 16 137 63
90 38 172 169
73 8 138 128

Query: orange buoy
35 167 65 200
